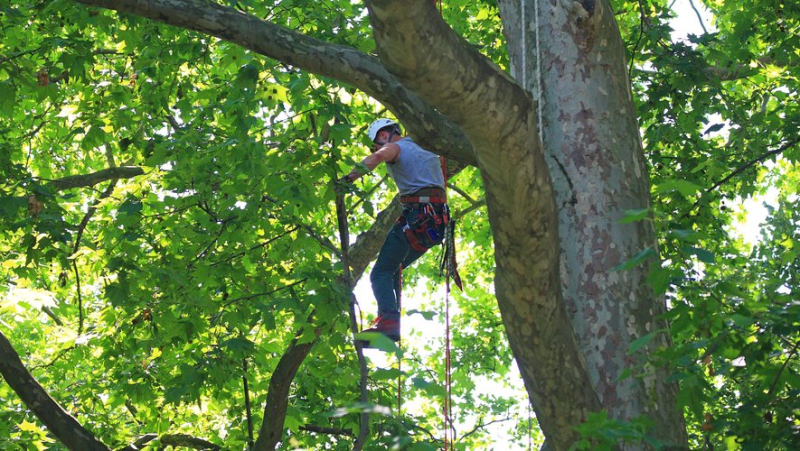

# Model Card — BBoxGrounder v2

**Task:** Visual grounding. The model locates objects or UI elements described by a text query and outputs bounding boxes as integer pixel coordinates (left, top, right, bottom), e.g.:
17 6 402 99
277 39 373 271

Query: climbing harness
397 201 448 252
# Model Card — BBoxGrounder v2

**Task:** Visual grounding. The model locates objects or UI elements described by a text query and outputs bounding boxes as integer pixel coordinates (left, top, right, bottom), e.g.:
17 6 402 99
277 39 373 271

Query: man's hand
335 173 355 195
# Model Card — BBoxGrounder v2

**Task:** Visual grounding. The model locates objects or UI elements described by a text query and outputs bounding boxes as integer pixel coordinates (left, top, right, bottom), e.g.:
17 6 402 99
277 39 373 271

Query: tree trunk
498 0 687 446
365 0 602 448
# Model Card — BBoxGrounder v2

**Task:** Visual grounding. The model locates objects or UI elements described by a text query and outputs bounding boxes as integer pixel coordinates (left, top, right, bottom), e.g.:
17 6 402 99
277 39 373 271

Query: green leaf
654 180 702 197
371 368 404 381
611 247 656 272
118 199 142 215
355 332 400 354
628 329 665 354
407 309 437 320
296 326 318 345
684 246 715 263
729 314 754 328
222 337 256 355
0 80 16 115
619 208 650 224
0 196 26 218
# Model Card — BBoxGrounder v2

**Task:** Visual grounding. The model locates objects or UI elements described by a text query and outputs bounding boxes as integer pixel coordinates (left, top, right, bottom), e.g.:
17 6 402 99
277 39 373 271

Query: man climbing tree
341 118 448 345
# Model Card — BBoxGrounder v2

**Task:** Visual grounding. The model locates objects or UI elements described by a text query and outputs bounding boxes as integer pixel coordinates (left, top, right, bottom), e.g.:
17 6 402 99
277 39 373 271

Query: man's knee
370 266 387 285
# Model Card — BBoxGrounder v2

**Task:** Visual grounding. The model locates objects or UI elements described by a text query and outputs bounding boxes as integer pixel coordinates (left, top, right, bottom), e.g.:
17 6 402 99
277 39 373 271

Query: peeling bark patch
543 50 567 78
581 0 595 15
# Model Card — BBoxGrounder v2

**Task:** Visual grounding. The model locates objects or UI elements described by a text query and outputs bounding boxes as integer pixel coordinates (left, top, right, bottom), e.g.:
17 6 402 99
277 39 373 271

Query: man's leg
370 225 411 321
393 247 426 302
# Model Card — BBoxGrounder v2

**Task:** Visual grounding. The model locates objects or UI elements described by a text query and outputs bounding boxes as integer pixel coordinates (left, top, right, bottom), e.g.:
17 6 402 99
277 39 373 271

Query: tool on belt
397 202 449 253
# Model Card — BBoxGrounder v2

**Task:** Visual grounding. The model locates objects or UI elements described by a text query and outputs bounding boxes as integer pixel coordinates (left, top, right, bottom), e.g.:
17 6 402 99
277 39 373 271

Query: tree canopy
0 0 798 449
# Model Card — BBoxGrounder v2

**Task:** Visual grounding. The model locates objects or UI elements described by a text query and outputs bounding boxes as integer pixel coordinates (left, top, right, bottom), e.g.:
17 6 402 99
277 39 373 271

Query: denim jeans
370 204 445 320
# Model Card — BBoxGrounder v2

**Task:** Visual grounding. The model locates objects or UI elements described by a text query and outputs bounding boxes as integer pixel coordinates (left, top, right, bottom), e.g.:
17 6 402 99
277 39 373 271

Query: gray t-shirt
386 138 445 195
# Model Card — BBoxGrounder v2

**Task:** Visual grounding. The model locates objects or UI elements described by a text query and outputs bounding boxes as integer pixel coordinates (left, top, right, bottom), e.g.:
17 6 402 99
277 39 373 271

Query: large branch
0 330 109 451
366 0 532 150
254 322 319 450
46 166 144 191
365 0 603 448
73 0 476 166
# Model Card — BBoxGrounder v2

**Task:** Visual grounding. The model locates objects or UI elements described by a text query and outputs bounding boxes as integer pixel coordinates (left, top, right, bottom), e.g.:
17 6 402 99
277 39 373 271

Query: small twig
190 219 230 265
116 433 156 451
29 346 75 372
767 340 800 398
349 173 389 211
302 224 340 256
210 226 299 267
629 0 647 79
74 180 118 255
687 0 709 35
300 424 354 437
217 279 307 310
125 400 142 425
446 182 476 205
243 359 255 448
454 199 485 219
259 195 339 255
334 188 370 450
0 47 42 65
682 137 799 219
71 179 119 335
458 415 515 441
41 306 63 326
142 202 199 219
73 259 84 335
21 104 55 140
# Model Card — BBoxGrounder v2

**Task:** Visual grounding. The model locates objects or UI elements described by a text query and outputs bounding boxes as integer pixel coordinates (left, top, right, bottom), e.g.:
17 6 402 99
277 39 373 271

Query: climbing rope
397 264 403 414
444 270 454 450
440 156 456 451
533 0 544 145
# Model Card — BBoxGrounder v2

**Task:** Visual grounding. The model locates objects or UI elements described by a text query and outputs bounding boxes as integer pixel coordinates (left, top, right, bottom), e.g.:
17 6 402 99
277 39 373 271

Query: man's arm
343 143 400 182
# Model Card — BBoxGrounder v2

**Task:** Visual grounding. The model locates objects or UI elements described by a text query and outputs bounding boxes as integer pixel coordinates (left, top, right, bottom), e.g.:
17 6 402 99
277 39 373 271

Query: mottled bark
0 330 109 451
498 0 687 446
365 0 601 448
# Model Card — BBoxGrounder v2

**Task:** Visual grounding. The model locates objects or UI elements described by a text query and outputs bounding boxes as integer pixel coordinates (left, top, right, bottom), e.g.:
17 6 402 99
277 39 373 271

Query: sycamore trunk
499 0 687 446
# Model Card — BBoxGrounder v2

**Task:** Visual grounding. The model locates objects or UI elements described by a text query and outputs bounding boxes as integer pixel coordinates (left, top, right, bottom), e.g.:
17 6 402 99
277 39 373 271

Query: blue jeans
370 205 445 320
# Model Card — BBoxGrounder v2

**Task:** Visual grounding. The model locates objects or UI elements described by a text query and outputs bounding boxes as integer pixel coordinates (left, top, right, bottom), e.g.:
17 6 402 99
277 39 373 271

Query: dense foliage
0 0 797 449
625 0 799 447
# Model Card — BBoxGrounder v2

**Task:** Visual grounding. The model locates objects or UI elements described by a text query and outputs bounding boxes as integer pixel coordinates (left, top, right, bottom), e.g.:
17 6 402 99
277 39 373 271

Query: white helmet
367 118 399 142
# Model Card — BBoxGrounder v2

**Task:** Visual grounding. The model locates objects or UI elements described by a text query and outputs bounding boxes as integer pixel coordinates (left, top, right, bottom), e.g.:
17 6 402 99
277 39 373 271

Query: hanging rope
444 272 454 450
521 0 526 88
397 264 403 414
440 156 456 451
533 0 544 145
